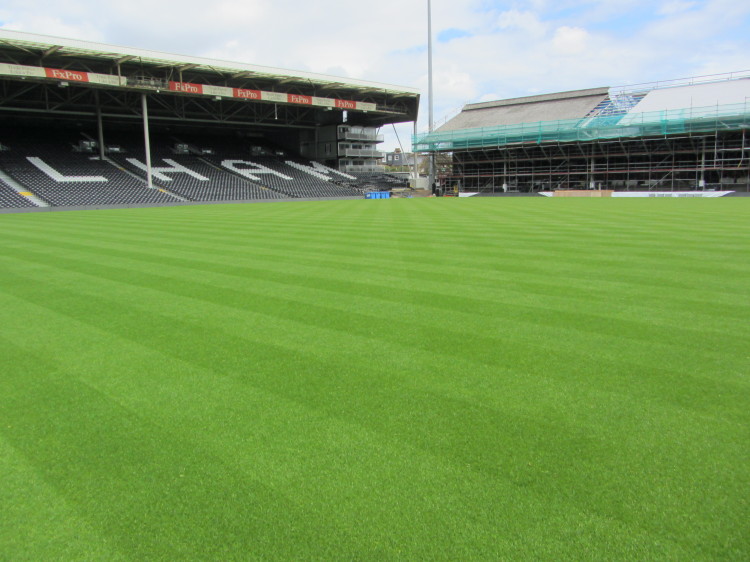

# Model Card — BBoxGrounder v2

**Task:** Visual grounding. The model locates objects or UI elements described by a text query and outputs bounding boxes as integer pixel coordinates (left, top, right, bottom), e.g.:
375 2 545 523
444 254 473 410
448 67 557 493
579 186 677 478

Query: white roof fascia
0 29 420 96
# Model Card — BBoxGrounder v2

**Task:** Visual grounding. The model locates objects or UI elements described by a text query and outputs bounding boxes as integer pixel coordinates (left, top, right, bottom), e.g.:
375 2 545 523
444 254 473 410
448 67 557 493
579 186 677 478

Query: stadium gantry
414 72 750 194
0 29 420 208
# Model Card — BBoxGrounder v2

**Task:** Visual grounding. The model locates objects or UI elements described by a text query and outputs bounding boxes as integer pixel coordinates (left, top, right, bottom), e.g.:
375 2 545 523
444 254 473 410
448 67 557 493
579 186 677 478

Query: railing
340 132 384 142
340 164 385 173
413 102 750 152
374 104 411 115
126 76 168 89
341 148 383 157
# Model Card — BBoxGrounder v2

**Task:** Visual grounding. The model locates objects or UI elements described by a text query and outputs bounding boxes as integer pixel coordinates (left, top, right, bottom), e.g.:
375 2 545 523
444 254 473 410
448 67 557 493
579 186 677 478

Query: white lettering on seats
221 160 293 181
285 160 357 181
27 157 107 182
126 158 208 182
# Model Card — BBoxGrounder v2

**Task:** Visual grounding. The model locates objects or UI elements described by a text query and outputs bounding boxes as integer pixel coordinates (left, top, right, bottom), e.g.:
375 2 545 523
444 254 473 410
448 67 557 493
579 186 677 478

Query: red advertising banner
288 94 312 105
44 68 89 82
335 99 356 110
32 67 376 112
233 88 262 100
169 81 204 94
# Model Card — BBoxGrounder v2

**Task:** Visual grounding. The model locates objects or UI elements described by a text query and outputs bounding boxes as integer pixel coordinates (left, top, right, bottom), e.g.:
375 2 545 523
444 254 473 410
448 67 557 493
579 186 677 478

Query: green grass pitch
0 197 748 560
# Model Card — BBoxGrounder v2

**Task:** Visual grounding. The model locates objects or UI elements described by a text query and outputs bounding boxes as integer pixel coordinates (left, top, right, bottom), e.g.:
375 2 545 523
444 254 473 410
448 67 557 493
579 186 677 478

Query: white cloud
551 26 590 56
496 9 548 38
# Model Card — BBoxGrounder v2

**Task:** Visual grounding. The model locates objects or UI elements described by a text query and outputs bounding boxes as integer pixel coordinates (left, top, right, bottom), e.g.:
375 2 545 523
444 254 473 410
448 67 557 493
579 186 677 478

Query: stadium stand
415 73 750 193
101 132 367 200
174 134 360 198
0 132 180 206
229 157 364 198
0 128 406 208
0 30 420 209
107 135 287 202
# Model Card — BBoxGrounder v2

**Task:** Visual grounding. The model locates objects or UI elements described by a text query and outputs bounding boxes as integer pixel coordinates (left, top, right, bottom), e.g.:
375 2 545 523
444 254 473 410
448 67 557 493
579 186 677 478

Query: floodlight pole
141 93 154 188
427 0 436 194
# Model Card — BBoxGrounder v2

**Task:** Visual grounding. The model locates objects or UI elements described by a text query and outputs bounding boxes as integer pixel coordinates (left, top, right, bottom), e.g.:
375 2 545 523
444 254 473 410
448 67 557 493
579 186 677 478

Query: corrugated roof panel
438 88 610 132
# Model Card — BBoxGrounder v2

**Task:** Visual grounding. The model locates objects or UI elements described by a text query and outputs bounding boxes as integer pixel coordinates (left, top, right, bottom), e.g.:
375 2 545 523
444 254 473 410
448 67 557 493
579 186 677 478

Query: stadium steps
0 167 48 206
584 93 647 118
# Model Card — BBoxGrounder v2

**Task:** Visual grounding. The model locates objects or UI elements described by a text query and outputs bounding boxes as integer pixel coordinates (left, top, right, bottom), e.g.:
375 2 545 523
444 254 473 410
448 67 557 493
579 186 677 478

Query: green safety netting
413 102 750 152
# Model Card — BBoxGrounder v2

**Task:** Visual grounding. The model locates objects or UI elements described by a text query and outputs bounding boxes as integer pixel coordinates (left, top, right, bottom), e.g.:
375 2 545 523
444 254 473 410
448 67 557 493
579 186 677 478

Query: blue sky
438 28 473 43
1 0 749 150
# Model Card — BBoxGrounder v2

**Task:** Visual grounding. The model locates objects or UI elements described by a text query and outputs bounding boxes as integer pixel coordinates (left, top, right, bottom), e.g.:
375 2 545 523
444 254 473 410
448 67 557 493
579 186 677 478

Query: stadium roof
0 29 419 97
437 87 609 132
620 78 750 123
416 74 750 152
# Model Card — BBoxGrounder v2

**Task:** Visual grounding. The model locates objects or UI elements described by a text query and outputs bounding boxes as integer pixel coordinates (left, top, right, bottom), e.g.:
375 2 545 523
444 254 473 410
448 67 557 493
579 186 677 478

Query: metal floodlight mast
427 0 436 193
428 0 434 135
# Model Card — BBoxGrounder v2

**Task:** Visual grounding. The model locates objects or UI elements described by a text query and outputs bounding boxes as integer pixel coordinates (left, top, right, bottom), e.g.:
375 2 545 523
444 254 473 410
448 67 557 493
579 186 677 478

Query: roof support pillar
141 93 154 188
95 90 105 161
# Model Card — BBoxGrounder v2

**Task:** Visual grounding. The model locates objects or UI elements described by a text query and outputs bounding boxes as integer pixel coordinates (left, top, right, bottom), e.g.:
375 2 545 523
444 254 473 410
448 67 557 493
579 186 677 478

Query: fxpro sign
0 63 378 112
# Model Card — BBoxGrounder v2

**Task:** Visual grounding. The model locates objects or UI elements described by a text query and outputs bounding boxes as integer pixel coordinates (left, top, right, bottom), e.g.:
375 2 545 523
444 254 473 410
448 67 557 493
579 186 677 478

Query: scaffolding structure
414 87 750 192
440 131 748 192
